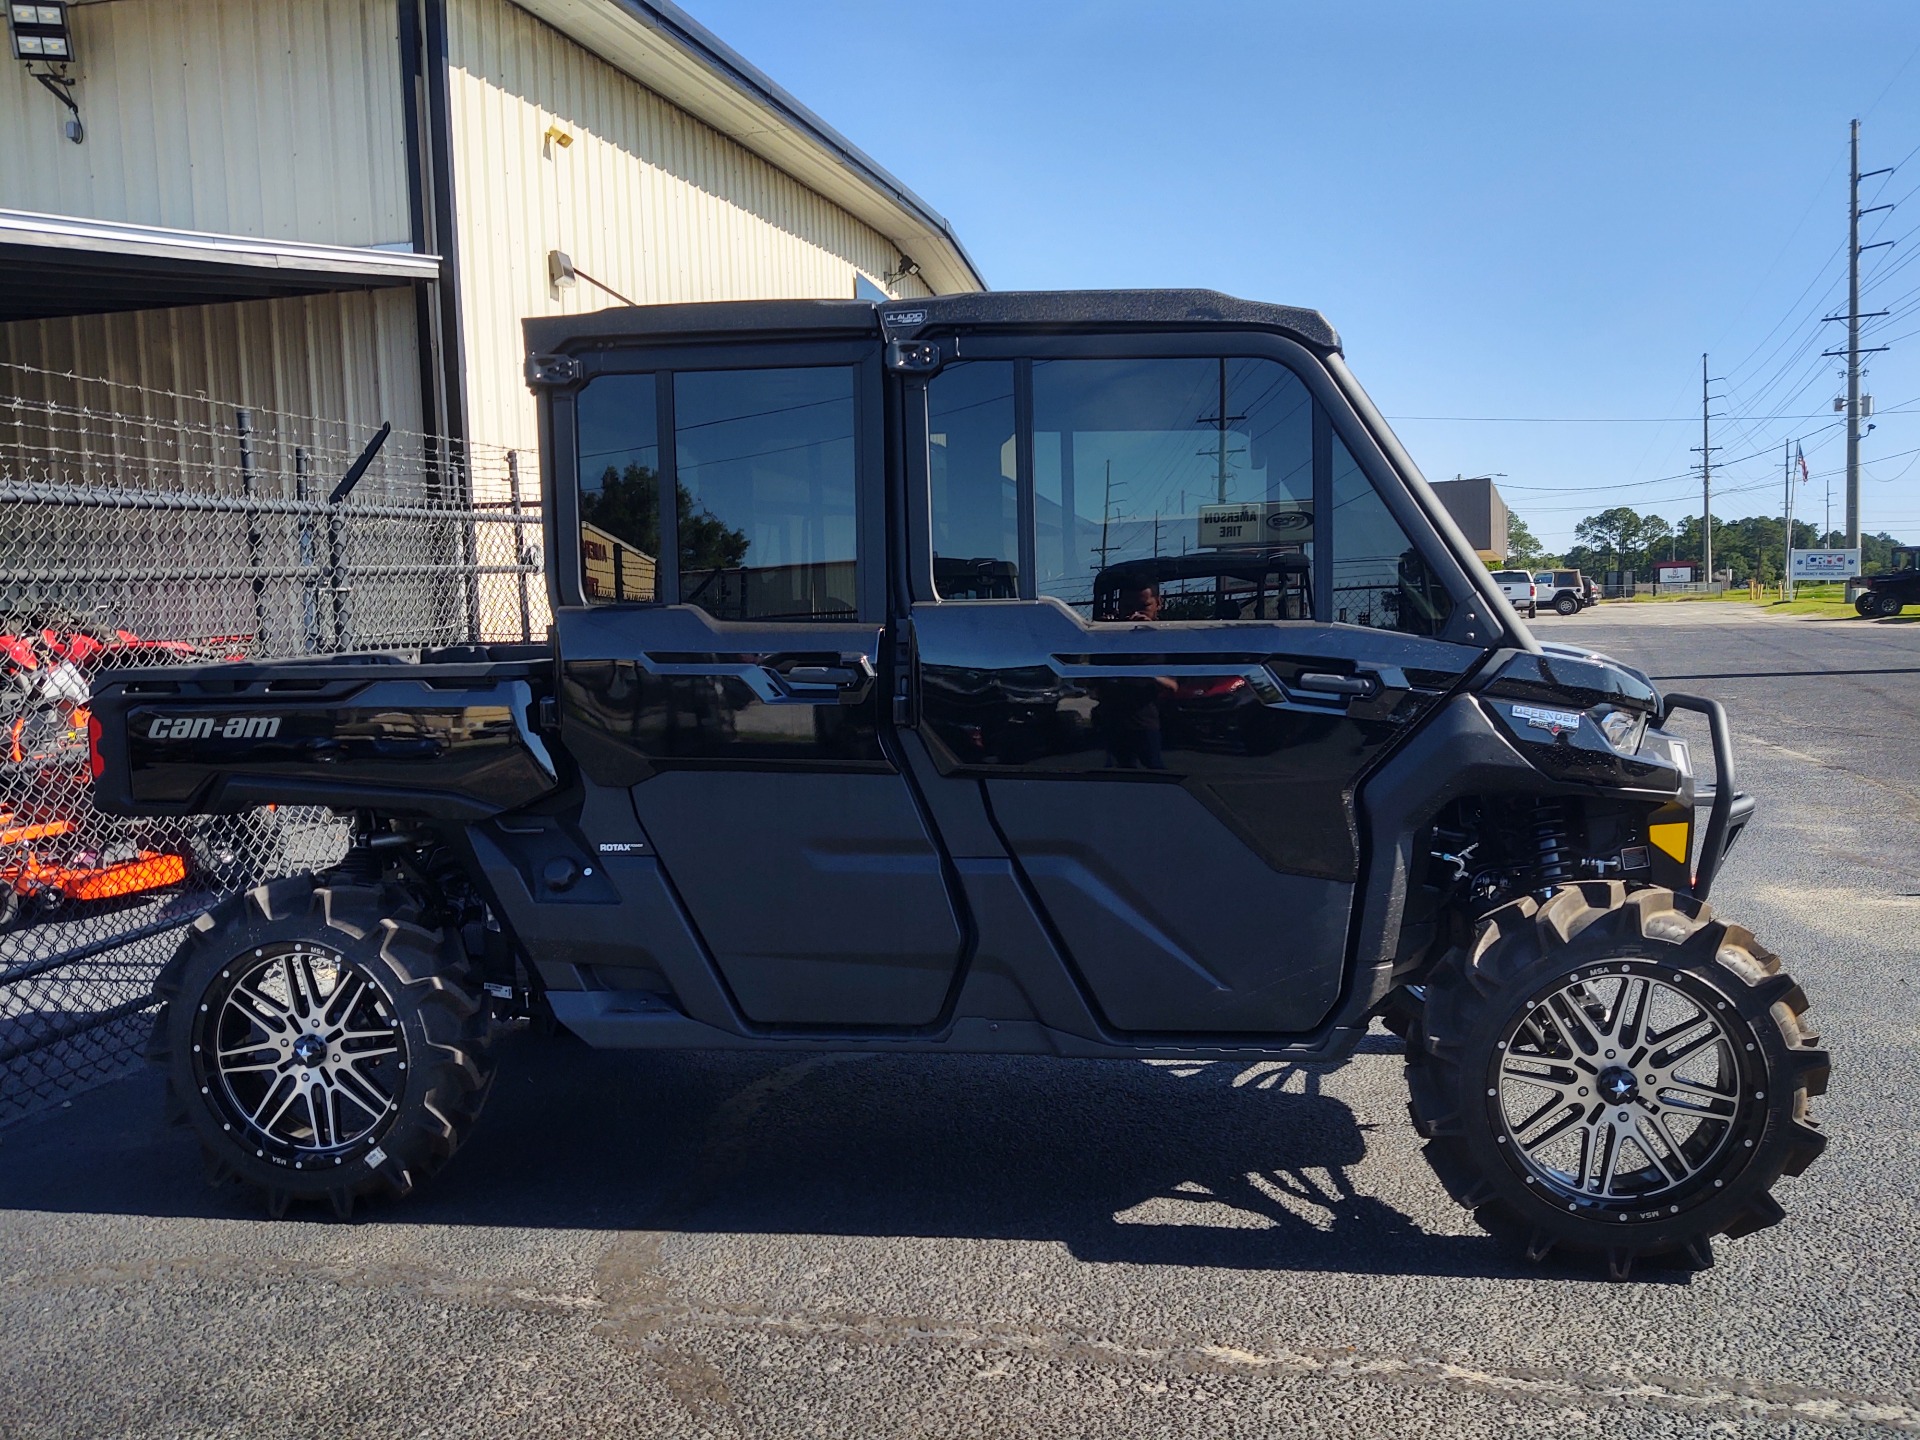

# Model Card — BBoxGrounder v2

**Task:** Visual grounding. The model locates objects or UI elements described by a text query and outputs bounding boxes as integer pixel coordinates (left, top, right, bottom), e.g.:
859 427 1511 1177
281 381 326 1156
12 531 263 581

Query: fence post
327 497 350 651
294 447 321 653
459 448 482 645
235 408 269 654
508 449 533 642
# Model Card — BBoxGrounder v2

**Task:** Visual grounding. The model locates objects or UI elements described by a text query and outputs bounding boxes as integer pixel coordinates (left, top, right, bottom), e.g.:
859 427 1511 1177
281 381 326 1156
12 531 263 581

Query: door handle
766 653 877 706
1295 671 1380 699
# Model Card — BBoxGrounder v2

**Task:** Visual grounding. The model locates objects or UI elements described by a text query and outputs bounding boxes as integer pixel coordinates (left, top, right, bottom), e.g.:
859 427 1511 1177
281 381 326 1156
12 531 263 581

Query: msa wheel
149 877 494 1217
1883 601 1905 617
1407 883 1828 1279
1554 594 1580 616
1856 593 1882 617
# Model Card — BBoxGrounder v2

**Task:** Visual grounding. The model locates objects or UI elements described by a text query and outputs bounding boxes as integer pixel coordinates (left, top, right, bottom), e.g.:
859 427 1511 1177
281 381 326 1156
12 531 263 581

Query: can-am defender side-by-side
89 292 1829 1277
1855 546 1918 617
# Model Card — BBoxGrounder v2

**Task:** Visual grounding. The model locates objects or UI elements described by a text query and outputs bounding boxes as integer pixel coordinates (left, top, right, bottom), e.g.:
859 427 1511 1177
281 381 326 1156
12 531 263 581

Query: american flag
1796 442 1809 482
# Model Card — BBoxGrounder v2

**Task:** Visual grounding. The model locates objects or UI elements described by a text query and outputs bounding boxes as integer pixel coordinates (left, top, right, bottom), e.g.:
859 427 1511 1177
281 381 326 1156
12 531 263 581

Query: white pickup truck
1492 569 1537 618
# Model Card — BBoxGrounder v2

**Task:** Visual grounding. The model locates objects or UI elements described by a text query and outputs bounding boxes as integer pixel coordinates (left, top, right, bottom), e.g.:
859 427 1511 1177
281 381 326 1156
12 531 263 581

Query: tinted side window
1030 357 1313 620
576 373 661 604
1331 435 1452 636
673 367 859 622
928 361 1019 598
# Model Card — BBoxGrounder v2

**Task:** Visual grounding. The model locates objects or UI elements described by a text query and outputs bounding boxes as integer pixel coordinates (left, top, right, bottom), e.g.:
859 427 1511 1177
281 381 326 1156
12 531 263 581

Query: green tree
1503 513 1554 568
1573 506 1648 572
582 463 750 575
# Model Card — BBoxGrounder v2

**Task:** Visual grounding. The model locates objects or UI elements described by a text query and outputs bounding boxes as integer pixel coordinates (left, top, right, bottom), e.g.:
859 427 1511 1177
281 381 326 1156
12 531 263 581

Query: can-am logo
146 715 282 740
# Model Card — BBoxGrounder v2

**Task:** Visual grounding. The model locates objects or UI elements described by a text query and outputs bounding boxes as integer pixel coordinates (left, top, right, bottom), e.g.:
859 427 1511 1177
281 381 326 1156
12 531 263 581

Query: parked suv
90 291 1828 1277
1492 570 1538 618
1535 569 1595 615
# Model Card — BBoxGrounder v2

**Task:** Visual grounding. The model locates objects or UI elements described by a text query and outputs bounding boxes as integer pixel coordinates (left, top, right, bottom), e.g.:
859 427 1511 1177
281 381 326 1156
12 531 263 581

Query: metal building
1428 475 1511 564
0 0 982 471
0 0 982 1123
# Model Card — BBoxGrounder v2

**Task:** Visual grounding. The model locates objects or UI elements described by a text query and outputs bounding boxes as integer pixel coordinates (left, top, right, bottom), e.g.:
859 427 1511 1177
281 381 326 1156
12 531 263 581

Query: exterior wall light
10 2 82 142
9 2 71 58
548 250 578 290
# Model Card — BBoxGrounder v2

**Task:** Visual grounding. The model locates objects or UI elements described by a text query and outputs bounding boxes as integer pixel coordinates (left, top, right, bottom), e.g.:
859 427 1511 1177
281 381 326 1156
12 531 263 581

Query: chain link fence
0 363 547 1124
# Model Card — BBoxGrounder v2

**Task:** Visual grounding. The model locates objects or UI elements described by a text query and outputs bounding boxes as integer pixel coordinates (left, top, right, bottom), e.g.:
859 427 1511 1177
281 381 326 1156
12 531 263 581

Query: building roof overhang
510 0 984 294
0 210 441 323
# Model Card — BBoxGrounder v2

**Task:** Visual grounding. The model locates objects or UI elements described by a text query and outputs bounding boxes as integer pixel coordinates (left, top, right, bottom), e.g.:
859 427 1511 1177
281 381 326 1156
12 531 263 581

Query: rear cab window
572 363 864 621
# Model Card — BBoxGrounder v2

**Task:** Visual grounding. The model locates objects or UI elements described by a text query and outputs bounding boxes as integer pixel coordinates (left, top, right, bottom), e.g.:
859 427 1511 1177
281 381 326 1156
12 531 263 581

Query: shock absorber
1528 798 1575 893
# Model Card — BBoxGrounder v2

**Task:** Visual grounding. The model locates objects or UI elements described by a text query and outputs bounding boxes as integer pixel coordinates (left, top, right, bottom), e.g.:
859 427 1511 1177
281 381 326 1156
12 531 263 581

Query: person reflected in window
1096 582 1176 769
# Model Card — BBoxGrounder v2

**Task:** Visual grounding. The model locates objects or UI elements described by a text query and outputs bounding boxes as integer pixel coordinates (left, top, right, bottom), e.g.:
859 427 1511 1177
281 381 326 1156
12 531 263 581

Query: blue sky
689 0 1920 553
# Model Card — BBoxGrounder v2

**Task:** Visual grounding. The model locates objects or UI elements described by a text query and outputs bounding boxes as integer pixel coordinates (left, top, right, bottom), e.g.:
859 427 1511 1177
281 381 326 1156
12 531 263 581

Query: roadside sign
1655 563 1695 584
1198 501 1311 549
1790 548 1860 581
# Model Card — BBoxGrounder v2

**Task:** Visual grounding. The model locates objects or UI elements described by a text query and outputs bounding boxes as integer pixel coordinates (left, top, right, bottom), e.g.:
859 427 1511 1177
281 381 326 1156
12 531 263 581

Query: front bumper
1661 692 1752 900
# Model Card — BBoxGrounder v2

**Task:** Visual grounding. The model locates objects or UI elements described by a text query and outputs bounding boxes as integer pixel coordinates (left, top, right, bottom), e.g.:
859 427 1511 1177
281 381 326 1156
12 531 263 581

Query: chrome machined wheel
1493 965 1749 1206
200 942 406 1158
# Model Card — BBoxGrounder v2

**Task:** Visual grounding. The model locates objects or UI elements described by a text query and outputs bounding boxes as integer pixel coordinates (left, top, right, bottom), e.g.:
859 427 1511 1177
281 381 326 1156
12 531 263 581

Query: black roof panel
882 289 1339 352
523 289 1339 359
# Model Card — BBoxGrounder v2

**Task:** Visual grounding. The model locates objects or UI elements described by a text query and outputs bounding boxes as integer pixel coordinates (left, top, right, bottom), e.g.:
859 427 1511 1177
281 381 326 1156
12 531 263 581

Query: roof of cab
523 289 1340 358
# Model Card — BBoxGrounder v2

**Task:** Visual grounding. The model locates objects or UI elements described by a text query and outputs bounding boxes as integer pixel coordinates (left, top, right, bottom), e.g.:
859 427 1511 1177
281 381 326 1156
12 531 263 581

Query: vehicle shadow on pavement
0 1031 1686 1284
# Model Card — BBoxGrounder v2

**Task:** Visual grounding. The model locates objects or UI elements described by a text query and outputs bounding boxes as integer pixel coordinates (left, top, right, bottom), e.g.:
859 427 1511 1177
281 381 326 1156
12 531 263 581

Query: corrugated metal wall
0 0 410 249
446 0 934 465
0 288 425 485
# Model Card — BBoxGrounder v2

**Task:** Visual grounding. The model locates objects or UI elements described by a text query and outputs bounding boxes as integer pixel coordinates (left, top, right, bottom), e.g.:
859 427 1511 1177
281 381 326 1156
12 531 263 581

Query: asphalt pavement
3 602 1919 1439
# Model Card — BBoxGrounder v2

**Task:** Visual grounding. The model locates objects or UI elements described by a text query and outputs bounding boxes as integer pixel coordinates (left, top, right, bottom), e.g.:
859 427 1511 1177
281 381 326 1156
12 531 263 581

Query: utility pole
1095 460 1122 570
1196 358 1246 503
1692 355 1720 581
1783 438 1794 601
1823 119 1894 551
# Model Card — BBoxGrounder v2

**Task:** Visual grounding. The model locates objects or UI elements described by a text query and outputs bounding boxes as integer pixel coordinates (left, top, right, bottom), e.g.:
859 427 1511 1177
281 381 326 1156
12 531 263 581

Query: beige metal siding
446 0 935 465
0 0 410 249
0 288 424 485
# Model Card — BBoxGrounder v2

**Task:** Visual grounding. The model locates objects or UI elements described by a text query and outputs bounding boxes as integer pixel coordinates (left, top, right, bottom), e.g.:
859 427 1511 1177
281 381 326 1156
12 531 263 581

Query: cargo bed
89 643 559 820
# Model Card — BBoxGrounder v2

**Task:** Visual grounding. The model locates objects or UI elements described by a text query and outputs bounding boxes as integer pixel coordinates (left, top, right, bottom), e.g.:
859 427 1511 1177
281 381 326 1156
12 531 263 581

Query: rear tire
1856 593 1882 617
1554 594 1580 616
148 876 494 1217
1407 882 1828 1278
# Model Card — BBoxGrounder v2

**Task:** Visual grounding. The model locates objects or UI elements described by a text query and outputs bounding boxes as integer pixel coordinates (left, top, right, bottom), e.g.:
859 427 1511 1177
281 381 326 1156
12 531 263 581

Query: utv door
546 334 963 1028
903 339 1485 1036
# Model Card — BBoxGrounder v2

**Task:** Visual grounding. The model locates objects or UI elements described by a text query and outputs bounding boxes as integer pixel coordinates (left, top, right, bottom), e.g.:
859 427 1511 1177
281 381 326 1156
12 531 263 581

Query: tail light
86 710 104 780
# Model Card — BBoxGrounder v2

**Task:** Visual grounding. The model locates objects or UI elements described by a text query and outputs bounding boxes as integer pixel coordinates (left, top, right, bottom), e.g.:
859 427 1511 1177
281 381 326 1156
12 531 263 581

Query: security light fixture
10 1 82 142
548 250 578 290
9 2 71 59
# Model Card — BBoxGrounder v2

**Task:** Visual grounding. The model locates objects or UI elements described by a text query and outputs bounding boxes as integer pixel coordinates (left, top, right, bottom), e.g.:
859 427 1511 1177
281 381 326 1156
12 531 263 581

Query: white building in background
0 0 982 474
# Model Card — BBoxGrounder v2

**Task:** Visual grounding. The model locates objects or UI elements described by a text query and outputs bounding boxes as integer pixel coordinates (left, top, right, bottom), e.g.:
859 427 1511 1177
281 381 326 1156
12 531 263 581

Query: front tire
1407 883 1828 1278
149 877 495 1217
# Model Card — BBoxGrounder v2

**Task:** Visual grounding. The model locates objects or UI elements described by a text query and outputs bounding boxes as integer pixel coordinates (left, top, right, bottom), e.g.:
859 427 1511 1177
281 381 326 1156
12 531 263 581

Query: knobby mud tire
148 877 494 1218
1406 881 1829 1279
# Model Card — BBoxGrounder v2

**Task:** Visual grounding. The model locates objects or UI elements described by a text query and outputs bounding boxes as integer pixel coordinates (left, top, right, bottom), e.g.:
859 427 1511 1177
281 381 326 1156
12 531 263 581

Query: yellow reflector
1649 821 1690 863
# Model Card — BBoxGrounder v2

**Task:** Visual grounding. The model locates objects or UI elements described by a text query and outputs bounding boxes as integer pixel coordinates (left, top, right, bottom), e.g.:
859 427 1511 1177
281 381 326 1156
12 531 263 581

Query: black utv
90 291 1829 1278
1855 546 1917 617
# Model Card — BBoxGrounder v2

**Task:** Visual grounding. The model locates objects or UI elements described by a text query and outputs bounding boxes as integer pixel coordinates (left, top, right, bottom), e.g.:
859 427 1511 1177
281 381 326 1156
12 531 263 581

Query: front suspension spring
1529 799 1575 890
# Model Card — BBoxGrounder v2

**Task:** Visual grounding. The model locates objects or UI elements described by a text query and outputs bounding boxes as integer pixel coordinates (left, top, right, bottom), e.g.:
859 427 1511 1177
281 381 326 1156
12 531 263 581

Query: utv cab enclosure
92 291 1828 1276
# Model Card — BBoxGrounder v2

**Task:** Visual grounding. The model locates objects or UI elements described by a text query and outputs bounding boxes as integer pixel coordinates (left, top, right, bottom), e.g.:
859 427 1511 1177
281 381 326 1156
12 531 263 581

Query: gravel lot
3 603 1918 1439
